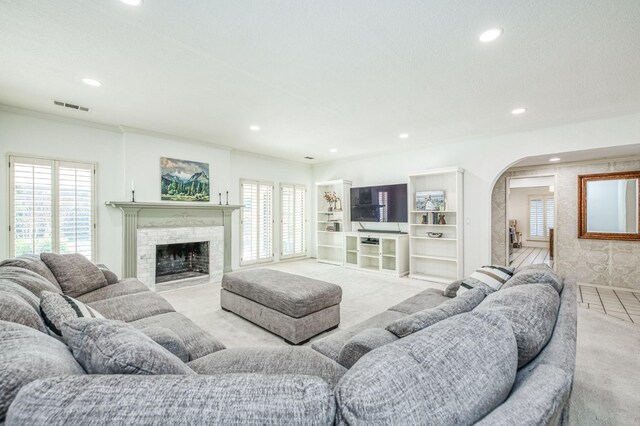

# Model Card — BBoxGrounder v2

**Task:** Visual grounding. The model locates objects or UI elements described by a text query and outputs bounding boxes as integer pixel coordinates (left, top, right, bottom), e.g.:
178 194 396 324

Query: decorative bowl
427 232 443 238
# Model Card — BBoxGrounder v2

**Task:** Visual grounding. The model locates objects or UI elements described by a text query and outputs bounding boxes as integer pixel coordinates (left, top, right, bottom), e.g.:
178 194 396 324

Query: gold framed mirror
578 171 640 240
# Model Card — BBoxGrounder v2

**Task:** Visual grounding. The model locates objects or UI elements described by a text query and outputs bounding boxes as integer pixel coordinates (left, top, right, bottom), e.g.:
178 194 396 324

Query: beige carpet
161 259 640 425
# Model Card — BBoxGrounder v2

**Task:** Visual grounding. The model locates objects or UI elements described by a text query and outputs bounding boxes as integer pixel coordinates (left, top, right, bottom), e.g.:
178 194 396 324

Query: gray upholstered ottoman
220 269 342 344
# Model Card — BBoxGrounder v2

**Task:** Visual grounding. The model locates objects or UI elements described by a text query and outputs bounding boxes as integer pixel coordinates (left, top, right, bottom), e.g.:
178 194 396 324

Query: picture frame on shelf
416 190 445 211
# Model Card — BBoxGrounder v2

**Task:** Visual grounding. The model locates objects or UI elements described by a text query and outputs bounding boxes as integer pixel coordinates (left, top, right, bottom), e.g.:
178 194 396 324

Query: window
9 155 96 260
240 179 273 265
281 183 306 258
529 195 554 239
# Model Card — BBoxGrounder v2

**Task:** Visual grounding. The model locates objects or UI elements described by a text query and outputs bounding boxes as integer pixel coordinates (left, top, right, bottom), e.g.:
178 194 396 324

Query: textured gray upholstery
62 318 194 375
39 291 104 338
337 328 398 369
477 283 560 368
311 310 406 362
6 374 336 426
76 278 149 303
0 321 85 421
88 291 175 322
189 347 347 388
387 287 450 314
443 279 462 297
139 326 190 363
503 264 563 294
0 278 41 311
335 311 518 425
0 266 62 297
130 312 225 361
477 364 573 426
386 287 486 338
222 269 342 318
0 254 60 287
221 288 340 344
99 267 119 284
0 292 46 333
41 253 108 297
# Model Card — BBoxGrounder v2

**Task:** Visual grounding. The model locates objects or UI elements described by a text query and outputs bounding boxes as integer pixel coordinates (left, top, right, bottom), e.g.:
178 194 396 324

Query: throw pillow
386 287 486 338
457 265 515 296
39 291 104 340
61 318 195 375
502 264 563 294
98 266 119 285
40 253 107 298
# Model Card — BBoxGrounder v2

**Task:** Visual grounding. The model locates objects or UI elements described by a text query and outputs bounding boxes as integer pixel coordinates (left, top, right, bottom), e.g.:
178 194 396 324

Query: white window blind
241 180 273 265
281 183 306 258
529 195 554 239
9 156 96 261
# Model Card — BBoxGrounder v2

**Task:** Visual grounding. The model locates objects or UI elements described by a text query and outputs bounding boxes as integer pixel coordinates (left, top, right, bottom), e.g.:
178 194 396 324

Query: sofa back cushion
335 311 518 425
502 264 563 294
41 253 107 297
476 284 560 368
61 318 195 375
0 292 46 333
40 291 104 339
0 266 62 298
386 287 486 338
0 320 85 421
0 254 60 288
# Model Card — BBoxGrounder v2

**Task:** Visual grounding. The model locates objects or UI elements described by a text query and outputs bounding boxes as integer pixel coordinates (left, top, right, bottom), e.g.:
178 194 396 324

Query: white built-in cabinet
316 180 352 265
344 232 409 276
408 167 464 283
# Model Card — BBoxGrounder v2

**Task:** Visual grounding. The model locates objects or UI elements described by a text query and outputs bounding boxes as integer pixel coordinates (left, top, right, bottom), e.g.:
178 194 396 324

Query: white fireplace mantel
106 201 241 278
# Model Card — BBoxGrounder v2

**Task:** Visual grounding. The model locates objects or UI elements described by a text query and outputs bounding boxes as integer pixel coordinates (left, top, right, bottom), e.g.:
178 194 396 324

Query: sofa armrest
338 328 398 368
7 374 336 426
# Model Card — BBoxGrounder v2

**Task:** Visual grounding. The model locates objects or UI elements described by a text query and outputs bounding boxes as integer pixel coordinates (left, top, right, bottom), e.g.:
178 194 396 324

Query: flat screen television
350 183 408 222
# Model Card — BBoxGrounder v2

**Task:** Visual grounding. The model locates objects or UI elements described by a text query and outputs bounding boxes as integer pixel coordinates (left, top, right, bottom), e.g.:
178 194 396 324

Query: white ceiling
513 144 640 168
1 1 639 163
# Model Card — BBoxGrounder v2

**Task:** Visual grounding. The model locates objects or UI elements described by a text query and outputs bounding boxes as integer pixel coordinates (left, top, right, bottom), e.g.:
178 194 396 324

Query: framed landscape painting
160 157 210 202
415 190 445 211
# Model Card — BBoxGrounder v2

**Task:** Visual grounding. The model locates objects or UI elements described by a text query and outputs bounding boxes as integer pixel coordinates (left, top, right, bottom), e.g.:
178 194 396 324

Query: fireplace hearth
155 241 210 284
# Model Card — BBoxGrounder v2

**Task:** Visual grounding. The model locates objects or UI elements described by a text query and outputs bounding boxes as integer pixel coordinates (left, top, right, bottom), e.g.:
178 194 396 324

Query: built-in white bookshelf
408 167 464 283
316 179 352 265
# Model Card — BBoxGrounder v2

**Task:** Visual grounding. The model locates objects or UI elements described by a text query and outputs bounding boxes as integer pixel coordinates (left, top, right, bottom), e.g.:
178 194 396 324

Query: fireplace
155 241 210 284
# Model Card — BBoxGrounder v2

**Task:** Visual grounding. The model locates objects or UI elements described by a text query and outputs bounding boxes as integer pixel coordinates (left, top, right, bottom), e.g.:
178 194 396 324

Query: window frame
8 154 98 261
528 194 554 241
240 179 274 266
280 183 307 260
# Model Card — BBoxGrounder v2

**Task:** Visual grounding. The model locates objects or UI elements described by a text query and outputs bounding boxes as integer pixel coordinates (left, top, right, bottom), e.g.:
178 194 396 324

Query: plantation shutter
281 183 306 258
546 196 555 237
9 156 96 261
240 179 273 265
529 195 554 239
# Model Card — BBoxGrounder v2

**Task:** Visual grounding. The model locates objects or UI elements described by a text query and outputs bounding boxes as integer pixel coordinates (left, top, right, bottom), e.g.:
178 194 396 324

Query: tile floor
578 284 640 325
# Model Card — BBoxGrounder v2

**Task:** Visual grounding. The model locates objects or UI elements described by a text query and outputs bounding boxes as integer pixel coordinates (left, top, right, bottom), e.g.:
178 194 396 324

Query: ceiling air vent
53 100 90 112
304 156 315 160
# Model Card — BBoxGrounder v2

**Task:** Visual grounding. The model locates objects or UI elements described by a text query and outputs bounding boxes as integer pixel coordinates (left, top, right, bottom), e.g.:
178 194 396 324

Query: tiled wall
492 159 640 290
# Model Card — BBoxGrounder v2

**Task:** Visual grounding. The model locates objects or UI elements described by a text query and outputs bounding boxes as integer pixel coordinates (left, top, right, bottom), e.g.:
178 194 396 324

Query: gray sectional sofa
0 254 576 425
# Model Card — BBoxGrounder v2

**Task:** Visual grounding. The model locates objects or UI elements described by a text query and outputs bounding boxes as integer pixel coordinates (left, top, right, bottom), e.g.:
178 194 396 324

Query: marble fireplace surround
106 202 241 281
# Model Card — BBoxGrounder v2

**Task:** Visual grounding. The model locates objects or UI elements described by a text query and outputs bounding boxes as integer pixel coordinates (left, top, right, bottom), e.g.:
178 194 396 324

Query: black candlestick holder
131 190 135 202
225 190 229 205
218 192 222 205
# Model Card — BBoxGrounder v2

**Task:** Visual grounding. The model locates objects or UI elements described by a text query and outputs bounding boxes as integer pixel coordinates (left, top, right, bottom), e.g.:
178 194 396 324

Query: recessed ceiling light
329 148 338 153
479 28 503 42
81 78 102 87
398 133 409 139
120 0 143 6
549 157 561 162
511 108 527 115
249 125 260 131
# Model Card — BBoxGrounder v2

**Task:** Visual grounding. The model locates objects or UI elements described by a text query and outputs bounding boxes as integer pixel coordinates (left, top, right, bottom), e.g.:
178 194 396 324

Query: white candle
131 180 134 191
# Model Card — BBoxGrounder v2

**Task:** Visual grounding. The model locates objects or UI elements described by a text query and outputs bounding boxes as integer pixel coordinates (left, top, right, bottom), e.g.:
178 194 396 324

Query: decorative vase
438 214 446 225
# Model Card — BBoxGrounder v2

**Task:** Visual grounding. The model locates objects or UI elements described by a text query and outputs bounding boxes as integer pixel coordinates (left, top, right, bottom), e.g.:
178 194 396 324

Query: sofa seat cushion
387 288 450 315
61 318 195 375
311 310 406 362
40 291 104 339
0 254 60 288
222 269 342 318
76 279 149 304
87 291 175 323
0 267 62 297
0 292 46 333
334 311 518 425
139 326 189 362
41 253 107 298
130 312 225 361
6 374 336 426
337 329 398 369
0 321 85 421
189 347 347 388
386 287 486 338
477 284 560 368
503 264 563 294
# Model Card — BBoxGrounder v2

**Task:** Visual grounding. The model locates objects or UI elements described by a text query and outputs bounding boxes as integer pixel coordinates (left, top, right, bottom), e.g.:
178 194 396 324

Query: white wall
508 186 553 248
313 112 640 275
